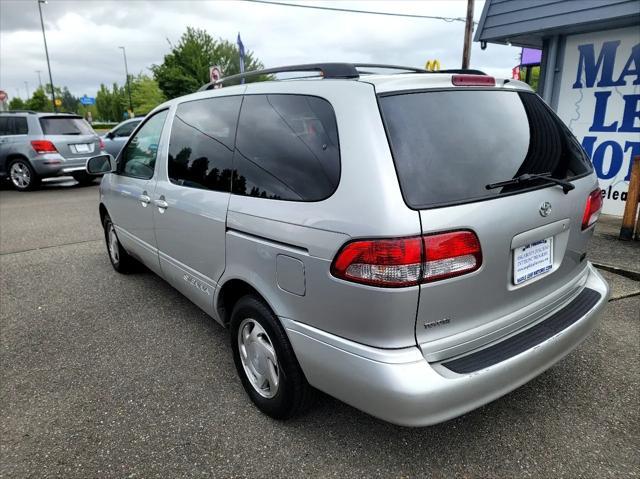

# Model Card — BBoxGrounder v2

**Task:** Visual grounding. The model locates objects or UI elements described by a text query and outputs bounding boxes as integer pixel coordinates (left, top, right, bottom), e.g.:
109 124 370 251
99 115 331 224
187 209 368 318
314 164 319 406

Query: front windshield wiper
486 172 575 195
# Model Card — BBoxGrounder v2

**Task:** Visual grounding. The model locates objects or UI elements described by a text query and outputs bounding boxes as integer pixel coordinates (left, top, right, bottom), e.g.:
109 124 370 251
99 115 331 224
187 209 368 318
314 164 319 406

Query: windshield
379 90 592 209
39 117 95 136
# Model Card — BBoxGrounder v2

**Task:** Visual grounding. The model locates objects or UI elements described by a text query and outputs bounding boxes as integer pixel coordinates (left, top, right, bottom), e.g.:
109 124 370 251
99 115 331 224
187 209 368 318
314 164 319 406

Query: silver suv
0 111 106 190
87 63 609 426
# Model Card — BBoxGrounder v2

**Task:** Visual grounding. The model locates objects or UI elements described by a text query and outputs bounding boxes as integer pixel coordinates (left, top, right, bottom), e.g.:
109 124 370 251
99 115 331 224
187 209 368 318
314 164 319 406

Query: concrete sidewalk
589 214 640 301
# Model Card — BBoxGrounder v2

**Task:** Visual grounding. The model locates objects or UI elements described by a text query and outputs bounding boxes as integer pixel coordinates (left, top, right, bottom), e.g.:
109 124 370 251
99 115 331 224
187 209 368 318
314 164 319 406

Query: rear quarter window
379 90 592 209
232 94 340 201
0 117 28 135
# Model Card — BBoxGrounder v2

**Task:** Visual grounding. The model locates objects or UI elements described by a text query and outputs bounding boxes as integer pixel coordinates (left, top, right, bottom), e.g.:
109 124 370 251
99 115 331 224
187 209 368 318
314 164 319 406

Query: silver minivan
87 63 609 426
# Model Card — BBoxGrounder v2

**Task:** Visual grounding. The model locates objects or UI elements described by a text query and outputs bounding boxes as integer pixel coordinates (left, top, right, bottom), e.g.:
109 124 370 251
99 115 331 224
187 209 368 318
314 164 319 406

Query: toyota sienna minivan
86 63 609 426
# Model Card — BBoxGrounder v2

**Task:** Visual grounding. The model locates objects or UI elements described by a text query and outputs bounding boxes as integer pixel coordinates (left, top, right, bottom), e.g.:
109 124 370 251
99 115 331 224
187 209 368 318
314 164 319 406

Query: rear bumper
283 262 609 426
31 153 104 177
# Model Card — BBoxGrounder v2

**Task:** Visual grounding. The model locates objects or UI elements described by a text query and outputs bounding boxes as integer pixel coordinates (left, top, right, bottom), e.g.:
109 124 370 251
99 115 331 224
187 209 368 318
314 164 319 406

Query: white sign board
556 26 640 216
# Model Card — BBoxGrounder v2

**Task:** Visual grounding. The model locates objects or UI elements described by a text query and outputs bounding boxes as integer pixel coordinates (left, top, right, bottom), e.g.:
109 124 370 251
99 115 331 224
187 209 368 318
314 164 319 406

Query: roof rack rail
352 63 428 73
198 63 360 91
197 63 489 91
3 110 37 114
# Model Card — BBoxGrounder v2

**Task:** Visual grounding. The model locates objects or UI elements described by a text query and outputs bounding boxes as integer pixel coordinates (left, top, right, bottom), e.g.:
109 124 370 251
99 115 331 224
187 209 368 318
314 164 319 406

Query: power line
241 0 467 23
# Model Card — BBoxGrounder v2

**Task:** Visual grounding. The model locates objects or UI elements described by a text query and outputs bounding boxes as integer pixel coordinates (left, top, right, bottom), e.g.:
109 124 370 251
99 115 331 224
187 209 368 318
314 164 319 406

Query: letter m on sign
573 41 625 89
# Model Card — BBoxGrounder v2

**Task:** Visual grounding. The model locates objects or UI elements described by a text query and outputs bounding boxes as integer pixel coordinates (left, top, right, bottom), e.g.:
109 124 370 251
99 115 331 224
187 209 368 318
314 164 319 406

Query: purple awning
521 48 542 66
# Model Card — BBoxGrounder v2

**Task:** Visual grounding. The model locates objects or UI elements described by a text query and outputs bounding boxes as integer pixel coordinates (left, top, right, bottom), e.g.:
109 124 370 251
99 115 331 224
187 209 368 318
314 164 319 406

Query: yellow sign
54 98 62 107
425 60 441 72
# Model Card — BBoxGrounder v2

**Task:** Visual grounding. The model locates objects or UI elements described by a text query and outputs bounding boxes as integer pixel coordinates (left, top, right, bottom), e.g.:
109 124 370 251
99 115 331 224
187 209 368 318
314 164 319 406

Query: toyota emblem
539 201 552 217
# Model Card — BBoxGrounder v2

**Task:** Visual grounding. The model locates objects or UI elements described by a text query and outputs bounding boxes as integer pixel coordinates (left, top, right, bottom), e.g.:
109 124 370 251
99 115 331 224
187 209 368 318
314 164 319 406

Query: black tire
8 158 40 191
72 172 96 185
102 214 136 273
230 295 313 419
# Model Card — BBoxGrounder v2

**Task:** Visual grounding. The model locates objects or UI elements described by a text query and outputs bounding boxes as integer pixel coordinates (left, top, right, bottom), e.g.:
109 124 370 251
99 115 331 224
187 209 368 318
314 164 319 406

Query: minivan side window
233 94 340 201
119 110 169 180
168 96 242 192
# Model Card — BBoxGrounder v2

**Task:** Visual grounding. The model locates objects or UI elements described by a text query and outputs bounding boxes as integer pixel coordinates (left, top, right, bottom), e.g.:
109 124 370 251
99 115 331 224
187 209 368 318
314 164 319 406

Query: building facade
475 0 640 216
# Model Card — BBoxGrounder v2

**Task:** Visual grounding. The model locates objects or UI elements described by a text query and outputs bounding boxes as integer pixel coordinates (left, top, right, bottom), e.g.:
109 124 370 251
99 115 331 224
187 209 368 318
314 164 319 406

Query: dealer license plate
513 237 553 285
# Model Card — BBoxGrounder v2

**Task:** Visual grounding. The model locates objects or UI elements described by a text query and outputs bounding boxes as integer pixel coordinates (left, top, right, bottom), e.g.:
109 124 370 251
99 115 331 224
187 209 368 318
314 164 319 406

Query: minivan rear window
379 90 592 209
39 116 94 136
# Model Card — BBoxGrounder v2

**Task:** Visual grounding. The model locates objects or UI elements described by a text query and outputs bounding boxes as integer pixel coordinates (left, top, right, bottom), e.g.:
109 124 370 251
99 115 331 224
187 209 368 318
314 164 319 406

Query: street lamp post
35 70 43 88
119 46 133 117
37 0 57 112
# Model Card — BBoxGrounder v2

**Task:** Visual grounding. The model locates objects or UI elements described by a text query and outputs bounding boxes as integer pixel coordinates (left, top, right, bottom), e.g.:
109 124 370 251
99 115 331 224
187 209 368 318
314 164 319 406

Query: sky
0 0 521 101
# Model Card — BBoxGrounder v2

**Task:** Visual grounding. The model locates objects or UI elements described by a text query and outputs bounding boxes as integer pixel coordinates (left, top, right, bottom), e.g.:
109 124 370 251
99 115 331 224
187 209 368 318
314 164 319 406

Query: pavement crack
0 238 102 257
608 291 640 303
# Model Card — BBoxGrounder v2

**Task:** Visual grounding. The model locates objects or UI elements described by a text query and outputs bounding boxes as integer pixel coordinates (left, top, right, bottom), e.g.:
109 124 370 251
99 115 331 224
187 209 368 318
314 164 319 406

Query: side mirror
86 154 114 175
105 131 115 140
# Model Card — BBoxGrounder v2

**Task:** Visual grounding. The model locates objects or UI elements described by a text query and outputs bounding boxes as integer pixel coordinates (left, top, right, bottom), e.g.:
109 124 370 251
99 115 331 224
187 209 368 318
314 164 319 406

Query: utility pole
119 46 133 117
24 81 30 99
37 0 57 112
36 70 43 88
461 0 475 69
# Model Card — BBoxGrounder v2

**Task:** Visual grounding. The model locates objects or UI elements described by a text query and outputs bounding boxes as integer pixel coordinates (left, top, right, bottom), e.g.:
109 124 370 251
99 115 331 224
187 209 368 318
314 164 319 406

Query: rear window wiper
486 172 575 194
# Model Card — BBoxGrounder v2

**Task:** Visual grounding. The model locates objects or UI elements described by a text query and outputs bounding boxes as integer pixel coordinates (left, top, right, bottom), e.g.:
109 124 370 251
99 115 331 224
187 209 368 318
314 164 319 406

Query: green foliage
59 86 79 113
26 87 52 112
95 75 165 121
152 27 267 99
130 74 165 115
96 83 126 122
8 97 26 110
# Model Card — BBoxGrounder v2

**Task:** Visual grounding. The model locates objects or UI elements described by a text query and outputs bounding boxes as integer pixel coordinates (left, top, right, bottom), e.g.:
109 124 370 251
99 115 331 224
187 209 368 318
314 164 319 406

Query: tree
26 87 52 112
152 27 267 99
96 83 126 122
8 97 26 110
60 87 79 113
130 74 165 115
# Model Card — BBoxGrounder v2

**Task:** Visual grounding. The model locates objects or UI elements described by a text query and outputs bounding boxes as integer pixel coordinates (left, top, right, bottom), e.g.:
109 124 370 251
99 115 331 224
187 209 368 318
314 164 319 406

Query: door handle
154 197 169 212
138 193 151 207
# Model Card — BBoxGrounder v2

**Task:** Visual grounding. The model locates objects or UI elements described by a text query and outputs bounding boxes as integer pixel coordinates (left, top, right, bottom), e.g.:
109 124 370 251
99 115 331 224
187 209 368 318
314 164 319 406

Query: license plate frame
513 236 554 285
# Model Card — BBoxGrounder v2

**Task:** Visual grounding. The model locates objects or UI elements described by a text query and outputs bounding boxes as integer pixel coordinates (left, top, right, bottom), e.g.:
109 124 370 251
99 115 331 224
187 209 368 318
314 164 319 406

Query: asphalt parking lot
1 180 639 478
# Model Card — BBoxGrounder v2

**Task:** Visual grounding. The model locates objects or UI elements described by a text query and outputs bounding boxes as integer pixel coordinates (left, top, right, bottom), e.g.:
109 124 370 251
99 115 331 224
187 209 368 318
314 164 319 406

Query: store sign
556 26 640 216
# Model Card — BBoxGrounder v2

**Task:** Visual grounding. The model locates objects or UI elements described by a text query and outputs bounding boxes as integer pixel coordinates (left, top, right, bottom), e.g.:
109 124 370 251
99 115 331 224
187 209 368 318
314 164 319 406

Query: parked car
101 118 142 157
0 111 108 190
87 63 609 426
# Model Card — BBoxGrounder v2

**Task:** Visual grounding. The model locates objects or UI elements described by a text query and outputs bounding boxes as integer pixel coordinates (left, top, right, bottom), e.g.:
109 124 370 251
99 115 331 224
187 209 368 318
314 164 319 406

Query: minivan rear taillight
31 140 58 154
331 230 482 287
422 231 482 282
582 189 603 230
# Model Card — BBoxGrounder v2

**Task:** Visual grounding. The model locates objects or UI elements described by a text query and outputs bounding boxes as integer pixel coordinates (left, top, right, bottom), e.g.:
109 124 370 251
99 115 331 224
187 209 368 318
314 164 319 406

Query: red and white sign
209 66 222 83
511 66 520 80
0 90 8 102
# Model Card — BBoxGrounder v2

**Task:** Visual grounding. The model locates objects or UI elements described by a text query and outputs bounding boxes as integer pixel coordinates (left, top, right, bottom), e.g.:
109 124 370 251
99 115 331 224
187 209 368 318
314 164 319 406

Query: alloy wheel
10 162 31 189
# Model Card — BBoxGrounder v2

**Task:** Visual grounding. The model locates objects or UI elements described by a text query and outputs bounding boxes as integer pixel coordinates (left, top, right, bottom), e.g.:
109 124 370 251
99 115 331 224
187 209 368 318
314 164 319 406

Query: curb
593 263 640 282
